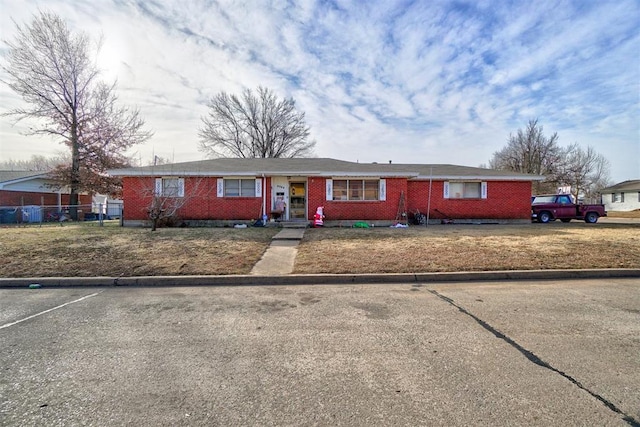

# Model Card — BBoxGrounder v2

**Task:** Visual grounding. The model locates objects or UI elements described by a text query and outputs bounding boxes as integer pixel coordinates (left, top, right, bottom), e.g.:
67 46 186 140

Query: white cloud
0 0 638 181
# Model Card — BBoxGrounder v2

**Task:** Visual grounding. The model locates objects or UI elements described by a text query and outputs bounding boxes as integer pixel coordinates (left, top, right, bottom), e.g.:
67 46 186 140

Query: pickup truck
531 194 607 223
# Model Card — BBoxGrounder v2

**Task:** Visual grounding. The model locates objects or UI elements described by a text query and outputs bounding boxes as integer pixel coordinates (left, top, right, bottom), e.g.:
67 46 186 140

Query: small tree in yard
147 193 187 232
140 177 210 231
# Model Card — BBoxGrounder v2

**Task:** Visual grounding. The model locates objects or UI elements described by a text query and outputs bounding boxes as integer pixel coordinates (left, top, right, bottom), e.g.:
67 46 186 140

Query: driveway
1 278 638 426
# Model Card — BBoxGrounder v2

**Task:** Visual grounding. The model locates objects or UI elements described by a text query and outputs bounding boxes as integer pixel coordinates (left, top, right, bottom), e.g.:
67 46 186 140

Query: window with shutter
327 179 383 201
156 177 184 197
223 178 257 197
444 181 487 199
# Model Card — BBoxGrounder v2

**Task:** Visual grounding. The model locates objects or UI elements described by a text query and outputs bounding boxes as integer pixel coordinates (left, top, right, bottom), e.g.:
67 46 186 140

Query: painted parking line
0 291 103 330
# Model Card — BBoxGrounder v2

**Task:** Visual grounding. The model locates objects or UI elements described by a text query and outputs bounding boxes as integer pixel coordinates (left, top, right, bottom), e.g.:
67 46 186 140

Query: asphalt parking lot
1 278 639 426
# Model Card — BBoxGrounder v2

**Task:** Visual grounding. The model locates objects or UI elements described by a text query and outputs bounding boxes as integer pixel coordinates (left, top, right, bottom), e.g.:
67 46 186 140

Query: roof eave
414 175 545 181
108 170 419 178
0 173 51 186
108 170 543 181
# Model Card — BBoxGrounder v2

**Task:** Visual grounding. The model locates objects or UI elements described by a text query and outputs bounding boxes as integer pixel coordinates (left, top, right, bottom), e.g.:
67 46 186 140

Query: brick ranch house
108 158 543 227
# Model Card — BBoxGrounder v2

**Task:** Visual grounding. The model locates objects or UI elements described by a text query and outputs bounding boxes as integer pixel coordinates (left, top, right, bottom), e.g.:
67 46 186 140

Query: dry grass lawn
1 220 638 277
0 222 278 277
294 222 640 274
608 210 640 218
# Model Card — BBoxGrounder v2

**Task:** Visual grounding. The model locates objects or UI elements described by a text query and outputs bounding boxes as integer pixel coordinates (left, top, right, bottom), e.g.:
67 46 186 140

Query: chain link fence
0 202 123 227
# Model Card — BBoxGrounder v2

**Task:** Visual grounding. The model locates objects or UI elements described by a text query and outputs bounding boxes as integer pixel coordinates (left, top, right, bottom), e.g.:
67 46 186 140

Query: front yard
0 222 277 277
295 222 640 273
1 220 638 277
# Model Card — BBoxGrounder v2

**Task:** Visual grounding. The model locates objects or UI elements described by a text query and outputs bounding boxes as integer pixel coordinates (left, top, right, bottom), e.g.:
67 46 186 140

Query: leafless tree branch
489 119 611 198
198 86 315 158
2 12 152 210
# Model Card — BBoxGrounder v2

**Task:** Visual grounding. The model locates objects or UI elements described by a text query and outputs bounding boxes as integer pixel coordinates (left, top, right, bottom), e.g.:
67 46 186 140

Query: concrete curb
1 269 639 288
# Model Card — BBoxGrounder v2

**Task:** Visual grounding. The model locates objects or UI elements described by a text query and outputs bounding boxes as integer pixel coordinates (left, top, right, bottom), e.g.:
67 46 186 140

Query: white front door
271 177 289 220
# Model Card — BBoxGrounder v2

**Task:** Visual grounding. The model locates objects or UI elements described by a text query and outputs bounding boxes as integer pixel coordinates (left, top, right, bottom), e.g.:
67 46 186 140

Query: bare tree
0 154 68 171
199 86 315 158
131 176 211 231
558 143 611 202
489 119 562 193
47 82 151 197
147 192 189 232
489 119 611 199
2 12 151 215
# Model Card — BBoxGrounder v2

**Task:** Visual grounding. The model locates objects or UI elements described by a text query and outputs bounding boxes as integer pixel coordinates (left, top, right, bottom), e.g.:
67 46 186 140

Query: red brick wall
312 177 408 221
314 179 531 221
122 177 151 220
407 180 531 219
122 176 266 221
0 190 91 208
307 177 324 219
122 176 533 221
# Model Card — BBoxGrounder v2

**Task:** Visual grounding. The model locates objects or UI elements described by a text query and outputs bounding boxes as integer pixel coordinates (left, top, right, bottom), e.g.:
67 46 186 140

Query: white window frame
217 178 261 198
325 178 385 201
444 181 487 199
155 177 184 197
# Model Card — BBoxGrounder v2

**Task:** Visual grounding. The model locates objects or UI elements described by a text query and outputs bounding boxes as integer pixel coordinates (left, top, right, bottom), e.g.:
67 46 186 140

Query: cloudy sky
1 0 638 182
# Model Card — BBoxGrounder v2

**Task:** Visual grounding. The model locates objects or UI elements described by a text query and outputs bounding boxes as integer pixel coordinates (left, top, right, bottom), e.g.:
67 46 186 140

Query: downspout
262 174 267 221
426 167 433 227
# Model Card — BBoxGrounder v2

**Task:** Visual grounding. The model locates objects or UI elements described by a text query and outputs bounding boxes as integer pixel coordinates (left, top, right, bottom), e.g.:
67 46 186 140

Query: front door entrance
289 181 306 220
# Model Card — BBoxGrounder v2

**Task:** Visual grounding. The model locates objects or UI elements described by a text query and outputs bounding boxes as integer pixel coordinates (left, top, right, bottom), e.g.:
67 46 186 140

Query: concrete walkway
250 228 306 276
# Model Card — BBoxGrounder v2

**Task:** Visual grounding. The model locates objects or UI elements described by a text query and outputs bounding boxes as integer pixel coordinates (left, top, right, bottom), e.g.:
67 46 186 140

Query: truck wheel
560 219 571 223
538 212 551 223
584 212 599 223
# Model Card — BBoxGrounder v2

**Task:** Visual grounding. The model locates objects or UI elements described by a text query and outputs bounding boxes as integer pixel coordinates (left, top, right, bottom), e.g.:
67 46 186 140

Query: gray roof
0 170 50 184
108 158 543 181
600 180 640 192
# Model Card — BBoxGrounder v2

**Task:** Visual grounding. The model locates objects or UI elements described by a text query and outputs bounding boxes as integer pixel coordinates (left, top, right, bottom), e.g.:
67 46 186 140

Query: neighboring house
108 158 543 227
600 180 640 212
0 170 91 222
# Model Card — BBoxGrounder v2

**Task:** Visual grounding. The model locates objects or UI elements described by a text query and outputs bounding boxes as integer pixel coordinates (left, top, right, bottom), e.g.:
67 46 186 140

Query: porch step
279 221 309 229
272 228 306 241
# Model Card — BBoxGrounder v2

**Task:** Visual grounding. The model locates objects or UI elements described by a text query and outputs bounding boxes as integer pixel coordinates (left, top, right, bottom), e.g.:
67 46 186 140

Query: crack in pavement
427 289 639 427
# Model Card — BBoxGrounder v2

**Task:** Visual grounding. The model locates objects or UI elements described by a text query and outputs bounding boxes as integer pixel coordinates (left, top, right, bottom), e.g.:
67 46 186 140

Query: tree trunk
69 116 81 220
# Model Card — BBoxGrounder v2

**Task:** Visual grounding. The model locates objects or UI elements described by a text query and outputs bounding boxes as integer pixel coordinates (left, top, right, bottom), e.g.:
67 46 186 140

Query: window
331 179 380 201
224 179 256 197
613 192 624 203
445 181 486 199
364 180 379 200
557 195 572 205
155 178 184 197
333 180 348 200
532 195 555 204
